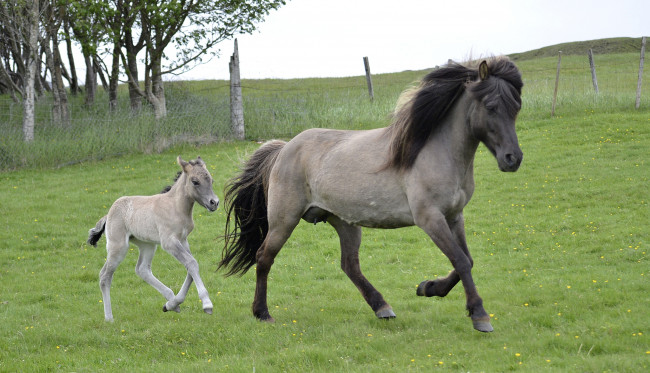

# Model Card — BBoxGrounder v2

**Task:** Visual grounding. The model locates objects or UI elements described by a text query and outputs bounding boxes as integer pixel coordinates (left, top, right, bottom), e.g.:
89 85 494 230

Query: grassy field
1 48 649 371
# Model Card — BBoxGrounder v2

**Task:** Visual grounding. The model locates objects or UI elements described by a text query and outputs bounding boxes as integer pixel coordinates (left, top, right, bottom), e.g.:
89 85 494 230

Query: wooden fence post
588 49 599 93
363 56 374 101
551 51 562 117
230 38 245 140
636 36 646 109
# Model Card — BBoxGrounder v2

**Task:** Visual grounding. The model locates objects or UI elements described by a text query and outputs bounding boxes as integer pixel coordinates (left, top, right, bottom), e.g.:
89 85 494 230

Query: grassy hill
509 37 645 60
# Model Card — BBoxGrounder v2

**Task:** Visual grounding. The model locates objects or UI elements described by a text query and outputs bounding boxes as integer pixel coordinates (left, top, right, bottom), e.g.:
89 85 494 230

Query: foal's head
177 156 219 212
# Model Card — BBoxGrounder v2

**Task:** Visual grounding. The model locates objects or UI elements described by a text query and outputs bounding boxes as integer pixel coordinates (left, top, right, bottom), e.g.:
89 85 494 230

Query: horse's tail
219 140 286 277
87 215 107 247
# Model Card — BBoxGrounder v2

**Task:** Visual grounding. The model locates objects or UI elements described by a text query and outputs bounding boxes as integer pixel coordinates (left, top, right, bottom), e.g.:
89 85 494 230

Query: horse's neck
165 176 195 217
433 93 480 174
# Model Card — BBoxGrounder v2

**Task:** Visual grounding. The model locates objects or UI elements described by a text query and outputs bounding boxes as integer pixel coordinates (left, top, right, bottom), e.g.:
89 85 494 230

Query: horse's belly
311 191 414 229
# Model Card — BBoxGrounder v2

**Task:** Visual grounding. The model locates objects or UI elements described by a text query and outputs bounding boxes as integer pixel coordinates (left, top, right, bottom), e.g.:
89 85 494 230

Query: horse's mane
385 56 523 170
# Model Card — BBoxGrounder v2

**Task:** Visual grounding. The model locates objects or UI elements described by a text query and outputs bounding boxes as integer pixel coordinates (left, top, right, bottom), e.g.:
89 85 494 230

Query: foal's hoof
203 307 213 315
375 305 396 319
472 318 494 333
162 304 181 313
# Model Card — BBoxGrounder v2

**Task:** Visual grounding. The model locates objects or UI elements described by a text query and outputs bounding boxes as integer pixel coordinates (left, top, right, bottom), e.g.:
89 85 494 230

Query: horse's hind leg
134 242 179 313
99 237 129 322
252 224 297 322
329 216 395 319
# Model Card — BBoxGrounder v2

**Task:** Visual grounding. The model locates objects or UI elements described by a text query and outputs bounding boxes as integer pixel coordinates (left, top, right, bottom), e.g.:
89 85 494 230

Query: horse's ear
177 156 191 172
478 60 489 81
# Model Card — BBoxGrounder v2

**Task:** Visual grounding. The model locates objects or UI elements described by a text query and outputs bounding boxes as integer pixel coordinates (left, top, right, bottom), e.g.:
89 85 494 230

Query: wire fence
0 51 647 171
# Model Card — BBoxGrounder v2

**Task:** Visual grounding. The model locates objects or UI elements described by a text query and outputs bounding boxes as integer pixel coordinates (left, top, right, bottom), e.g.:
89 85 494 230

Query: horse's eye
192 179 200 186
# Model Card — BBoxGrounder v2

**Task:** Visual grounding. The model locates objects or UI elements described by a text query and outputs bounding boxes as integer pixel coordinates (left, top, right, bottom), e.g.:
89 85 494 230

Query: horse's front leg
162 238 213 315
417 213 471 298
416 209 492 332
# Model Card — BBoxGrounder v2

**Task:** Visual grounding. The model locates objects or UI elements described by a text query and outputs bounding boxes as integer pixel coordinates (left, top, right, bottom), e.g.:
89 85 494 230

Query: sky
175 0 648 80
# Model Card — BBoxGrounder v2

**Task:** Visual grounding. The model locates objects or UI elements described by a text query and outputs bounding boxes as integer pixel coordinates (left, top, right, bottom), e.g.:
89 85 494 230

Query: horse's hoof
375 305 396 319
259 316 275 323
163 305 168 312
472 319 494 333
203 307 213 315
416 280 429 296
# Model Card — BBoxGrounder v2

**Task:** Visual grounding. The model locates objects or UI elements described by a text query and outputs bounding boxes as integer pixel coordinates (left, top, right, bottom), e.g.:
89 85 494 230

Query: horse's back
270 127 413 228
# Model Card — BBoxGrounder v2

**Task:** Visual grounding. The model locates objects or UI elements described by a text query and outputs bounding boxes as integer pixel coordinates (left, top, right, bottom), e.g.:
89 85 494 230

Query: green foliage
0 48 649 371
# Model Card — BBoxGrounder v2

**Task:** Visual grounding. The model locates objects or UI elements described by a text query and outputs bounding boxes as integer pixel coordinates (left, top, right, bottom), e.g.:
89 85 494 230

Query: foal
88 156 219 321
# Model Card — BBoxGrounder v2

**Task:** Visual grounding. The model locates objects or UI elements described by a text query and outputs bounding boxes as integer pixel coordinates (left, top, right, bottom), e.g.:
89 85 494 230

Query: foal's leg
329 216 395 319
417 214 472 298
99 237 129 322
416 209 492 332
162 238 213 315
134 242 179 313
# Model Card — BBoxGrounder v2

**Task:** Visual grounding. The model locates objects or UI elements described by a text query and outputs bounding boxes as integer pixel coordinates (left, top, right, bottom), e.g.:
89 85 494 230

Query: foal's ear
177 156 192 173
478 60 489 81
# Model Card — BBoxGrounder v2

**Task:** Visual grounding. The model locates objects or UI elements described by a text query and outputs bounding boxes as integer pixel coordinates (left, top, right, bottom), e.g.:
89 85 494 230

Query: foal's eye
191 179 200 186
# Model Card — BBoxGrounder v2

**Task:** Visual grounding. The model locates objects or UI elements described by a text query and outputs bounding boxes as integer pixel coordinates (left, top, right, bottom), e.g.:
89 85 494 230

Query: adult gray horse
88 156 219 321
220 57 523 332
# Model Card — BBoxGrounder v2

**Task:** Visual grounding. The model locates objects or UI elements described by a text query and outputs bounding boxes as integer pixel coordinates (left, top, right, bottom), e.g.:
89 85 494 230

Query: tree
125 0 286 119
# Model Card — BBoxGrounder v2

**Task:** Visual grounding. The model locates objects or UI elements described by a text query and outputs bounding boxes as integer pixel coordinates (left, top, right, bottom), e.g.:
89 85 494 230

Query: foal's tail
87 216 107 247
219 140 286 277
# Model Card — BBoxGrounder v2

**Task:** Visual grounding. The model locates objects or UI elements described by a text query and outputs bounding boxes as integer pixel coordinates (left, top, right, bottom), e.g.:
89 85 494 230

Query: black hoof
417 280 439 297
163 305 168 312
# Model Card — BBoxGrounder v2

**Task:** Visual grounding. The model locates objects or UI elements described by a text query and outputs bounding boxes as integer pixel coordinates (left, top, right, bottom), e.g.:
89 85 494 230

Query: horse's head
467 59 523 172
178 156 219 212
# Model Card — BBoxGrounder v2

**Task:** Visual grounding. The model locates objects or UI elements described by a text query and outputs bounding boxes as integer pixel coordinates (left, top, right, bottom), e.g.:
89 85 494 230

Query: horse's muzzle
498 151 523 172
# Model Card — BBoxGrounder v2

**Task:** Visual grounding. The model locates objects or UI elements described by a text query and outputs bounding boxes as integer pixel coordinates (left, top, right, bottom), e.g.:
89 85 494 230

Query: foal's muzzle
204 198 219 212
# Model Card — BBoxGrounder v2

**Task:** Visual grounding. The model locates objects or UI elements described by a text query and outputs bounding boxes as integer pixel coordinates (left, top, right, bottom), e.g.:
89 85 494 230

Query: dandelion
515 353 521 357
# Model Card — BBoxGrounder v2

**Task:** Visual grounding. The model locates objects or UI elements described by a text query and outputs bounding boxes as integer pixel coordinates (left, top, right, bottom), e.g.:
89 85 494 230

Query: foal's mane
385 56 523 170
159 158 206 194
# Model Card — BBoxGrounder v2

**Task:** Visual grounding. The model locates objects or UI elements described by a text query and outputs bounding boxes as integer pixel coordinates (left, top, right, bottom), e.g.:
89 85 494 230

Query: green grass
1 44 649 371
1 110 648 371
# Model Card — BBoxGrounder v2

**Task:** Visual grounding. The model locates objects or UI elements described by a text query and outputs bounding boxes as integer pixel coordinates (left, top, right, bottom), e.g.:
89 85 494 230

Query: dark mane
385 57 522 170
160 171 182 194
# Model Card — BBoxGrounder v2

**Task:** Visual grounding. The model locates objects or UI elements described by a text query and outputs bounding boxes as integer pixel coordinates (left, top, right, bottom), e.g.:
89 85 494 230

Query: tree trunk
125 38 143 113
52 36 70 125
108 39 120 111
148 57 166 119
84 54 96 107
22 0 39 142
63 19 80 95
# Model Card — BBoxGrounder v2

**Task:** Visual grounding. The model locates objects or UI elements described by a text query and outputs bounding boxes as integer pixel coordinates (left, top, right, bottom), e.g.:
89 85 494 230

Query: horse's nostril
505 153 516 166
